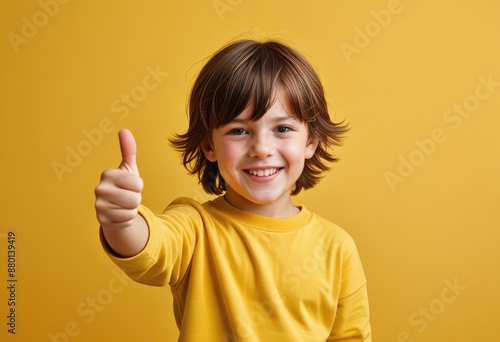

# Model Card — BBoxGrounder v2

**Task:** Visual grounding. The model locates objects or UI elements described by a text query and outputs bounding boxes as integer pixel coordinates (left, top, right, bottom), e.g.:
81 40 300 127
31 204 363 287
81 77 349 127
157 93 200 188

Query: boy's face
202 91 318 217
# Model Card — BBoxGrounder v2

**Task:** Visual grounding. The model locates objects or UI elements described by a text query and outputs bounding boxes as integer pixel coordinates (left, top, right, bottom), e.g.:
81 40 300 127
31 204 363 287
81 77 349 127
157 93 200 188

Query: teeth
248 168 278 177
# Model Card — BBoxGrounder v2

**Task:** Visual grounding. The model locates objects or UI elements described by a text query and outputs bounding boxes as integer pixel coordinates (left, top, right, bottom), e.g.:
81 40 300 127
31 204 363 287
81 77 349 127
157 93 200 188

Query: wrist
102 215 149 257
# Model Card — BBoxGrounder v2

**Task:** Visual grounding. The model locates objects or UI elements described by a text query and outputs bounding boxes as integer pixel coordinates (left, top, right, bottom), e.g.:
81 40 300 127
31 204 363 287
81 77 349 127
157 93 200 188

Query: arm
328 283 372 341
328 234 371 341
94 128 149 257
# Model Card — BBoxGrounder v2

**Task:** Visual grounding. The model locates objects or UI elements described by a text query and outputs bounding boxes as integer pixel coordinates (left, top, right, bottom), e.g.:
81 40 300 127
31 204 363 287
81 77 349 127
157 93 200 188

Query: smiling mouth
245 168 281 177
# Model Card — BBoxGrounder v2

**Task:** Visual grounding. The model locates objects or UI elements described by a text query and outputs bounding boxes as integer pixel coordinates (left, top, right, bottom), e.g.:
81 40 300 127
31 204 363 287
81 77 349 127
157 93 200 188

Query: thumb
118 128 140 175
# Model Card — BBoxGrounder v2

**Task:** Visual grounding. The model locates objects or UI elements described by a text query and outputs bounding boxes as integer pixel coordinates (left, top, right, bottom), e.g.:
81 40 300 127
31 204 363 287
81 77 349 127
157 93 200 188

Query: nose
248 132 274 159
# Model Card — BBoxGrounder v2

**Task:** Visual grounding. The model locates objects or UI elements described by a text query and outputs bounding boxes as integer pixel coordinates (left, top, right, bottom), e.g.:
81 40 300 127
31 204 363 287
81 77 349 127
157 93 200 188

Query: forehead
229 90 300 123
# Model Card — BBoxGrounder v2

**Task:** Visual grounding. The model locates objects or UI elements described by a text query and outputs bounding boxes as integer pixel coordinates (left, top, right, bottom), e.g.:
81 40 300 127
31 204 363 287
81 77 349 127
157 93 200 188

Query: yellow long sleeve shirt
101 197 371 341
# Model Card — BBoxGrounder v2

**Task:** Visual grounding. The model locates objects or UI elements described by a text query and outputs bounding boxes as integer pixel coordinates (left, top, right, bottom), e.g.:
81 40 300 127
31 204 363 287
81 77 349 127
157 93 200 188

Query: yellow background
1 0 499 341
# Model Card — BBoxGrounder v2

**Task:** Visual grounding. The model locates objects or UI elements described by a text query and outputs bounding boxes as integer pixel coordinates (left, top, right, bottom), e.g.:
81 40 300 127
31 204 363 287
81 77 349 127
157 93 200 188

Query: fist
95 129 144 230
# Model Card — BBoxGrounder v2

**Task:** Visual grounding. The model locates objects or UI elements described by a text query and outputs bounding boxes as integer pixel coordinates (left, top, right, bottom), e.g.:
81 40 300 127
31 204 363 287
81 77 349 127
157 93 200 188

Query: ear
304 137 319 159
201 139 217 162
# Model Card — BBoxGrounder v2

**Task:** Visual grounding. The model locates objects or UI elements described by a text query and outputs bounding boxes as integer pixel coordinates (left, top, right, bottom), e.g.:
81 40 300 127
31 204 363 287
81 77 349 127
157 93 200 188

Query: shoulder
310 211 355 241
300 214 360 266
310 212 367 291
165 196 206 208
160 197 221 224
162 197 212 214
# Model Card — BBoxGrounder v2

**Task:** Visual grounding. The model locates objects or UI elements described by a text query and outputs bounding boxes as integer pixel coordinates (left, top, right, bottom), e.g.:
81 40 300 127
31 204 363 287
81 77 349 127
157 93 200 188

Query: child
95 39 371 341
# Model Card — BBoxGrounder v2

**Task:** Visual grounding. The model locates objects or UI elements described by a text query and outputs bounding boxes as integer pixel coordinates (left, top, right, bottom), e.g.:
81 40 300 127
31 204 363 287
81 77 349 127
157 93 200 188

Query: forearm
101 214 149 257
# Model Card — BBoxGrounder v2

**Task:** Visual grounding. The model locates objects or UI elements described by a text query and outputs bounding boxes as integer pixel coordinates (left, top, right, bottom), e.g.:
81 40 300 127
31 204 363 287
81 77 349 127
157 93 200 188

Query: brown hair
170 39 348 195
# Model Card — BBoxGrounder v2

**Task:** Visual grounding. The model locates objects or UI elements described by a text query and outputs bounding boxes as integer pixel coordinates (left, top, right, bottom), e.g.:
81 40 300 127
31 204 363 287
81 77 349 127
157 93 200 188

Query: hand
95 129 144 230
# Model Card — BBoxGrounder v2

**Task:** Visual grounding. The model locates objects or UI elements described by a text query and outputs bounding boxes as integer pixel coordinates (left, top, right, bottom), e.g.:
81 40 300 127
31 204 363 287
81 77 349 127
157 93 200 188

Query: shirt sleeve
327 231 371 342
100 198 203 287
321 225 371 341
328 283 372 341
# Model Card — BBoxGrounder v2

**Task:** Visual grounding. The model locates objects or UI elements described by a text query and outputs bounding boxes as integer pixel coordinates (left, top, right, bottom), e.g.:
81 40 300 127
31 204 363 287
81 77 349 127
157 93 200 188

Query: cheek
282 138 309 159
281 146 306 171
215 141 241 168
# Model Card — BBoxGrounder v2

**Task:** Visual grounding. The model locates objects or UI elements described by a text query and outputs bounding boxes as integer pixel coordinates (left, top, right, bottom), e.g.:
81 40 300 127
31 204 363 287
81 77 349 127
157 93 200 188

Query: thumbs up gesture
95 129 144 230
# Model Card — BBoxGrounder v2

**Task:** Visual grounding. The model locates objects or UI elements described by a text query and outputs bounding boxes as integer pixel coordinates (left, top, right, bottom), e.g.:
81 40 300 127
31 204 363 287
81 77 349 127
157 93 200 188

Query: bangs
207 41 310 128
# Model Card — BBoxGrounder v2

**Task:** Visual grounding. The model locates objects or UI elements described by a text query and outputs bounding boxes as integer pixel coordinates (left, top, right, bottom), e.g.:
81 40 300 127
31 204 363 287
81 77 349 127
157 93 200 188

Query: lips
245 168 280 177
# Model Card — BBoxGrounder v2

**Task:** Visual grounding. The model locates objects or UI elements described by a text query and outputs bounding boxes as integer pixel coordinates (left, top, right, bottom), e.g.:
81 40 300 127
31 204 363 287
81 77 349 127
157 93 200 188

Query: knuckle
137 177 145 190
100 168 115 180
128 175 144 192
94 198 106 211
131 193 142 207
94 184 105 197
125 208 138 221
95 213 109 226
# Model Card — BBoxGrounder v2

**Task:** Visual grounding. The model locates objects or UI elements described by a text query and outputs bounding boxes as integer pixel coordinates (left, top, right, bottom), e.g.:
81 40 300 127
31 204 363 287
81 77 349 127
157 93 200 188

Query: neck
223 193 299 218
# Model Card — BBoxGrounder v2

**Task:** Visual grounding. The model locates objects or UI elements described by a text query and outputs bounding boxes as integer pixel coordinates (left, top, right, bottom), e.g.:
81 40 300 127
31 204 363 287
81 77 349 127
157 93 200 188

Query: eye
275 125 292 133
228 128 247 135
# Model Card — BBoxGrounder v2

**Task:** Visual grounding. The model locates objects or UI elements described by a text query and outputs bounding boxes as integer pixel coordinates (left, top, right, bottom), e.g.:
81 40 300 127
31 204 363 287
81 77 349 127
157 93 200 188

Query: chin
244 193 282 205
